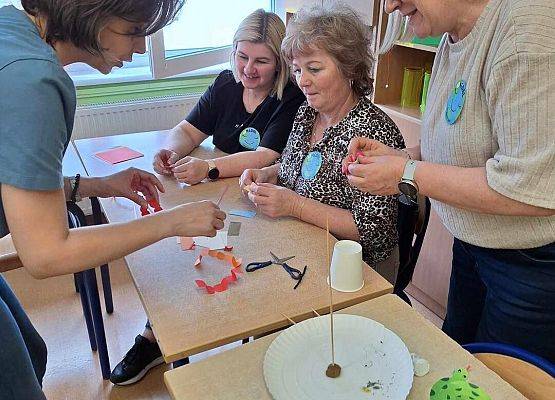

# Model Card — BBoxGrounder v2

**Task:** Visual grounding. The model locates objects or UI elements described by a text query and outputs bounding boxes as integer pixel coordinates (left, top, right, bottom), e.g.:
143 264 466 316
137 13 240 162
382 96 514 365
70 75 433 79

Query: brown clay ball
325 363 341 378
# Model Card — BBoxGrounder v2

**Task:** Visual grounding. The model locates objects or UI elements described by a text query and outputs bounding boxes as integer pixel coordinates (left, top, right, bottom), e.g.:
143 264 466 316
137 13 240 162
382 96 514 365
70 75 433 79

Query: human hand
98 167 165 207
342 137 406 174
166 200 226 237
346 155 406 195
153 149 179 175
239 167 278 195
247 183 300 218
170 156 209 185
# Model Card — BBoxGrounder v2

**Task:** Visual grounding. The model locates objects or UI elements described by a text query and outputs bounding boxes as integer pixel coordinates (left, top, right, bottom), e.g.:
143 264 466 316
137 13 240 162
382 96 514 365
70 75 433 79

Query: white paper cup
327 240 364 292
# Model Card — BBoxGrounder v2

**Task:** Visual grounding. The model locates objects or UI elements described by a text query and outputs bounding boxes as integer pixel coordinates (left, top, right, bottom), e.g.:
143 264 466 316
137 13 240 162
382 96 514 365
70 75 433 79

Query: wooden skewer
280 312 296 325
216 184 229 207
325 215 341 378
311 308 321 317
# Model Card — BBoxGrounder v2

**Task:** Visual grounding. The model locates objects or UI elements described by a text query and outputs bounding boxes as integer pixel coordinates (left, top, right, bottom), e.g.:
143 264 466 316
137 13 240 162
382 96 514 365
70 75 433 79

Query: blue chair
395 195 431 304
464 342 555 399
463 342 554 376
67 202 111 379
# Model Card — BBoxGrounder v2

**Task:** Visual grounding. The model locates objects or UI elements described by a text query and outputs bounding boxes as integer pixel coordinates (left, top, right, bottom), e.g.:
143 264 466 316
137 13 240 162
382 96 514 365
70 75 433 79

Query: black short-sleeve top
277 93 405 265
186 70 305 154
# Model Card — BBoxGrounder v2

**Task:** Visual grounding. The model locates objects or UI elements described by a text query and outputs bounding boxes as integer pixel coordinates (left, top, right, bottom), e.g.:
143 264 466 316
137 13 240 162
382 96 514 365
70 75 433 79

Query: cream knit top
421 0 555 249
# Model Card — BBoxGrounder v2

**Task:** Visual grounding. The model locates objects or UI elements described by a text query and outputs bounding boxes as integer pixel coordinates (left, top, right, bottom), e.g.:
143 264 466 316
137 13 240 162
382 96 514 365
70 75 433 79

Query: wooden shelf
395 41 438 53
376 103 422 124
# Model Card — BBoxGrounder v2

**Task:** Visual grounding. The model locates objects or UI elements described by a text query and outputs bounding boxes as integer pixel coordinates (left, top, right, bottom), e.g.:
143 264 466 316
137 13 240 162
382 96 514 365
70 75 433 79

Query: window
0 0 19 7
150 0 274 78
3 1 278 86
70 0 274 85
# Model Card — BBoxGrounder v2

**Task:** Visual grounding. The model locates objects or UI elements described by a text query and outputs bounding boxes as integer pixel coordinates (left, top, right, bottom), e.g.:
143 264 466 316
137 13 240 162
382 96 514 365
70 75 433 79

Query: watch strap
402 160 417 181
206 159 216 171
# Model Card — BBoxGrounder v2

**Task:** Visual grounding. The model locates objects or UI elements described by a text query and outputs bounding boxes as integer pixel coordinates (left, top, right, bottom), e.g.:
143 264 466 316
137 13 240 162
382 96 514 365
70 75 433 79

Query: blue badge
301 151 323 180
445 80 467 125
239 127 260 150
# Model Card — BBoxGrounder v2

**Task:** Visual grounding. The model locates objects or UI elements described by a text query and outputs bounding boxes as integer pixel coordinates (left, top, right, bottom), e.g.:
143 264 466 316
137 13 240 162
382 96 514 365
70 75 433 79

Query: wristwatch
398 160 419 199
206 159 220 180
69 175 82 202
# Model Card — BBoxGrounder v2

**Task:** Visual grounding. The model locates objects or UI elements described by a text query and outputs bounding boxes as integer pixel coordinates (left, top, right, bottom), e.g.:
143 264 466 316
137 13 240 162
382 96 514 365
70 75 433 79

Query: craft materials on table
193 230 228 250
411 353 430 377
325 216 341 378
263 314 414 399
429 367 491 400
216 184 229 207
229 209 256 218
193 248 243 295
228 221 241 237
246 251 307 289
94 146 144 164
178 237 195 250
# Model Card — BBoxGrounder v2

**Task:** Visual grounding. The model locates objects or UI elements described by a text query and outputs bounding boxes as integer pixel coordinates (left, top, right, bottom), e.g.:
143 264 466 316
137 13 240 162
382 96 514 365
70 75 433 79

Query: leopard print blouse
277 93 405 264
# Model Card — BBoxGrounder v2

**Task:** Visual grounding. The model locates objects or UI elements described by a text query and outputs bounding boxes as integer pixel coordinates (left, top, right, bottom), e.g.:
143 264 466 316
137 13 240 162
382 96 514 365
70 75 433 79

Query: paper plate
263 314 413 399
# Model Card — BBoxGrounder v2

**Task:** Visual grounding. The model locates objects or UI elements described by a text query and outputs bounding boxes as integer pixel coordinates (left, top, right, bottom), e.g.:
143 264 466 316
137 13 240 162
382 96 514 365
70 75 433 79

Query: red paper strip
148 199 163 212
192 249 243 294
195 269 238 294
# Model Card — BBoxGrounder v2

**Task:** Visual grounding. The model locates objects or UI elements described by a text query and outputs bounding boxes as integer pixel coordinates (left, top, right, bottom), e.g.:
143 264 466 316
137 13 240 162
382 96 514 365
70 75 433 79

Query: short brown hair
230 9 289 100
21 0 184 55
281 3 374 97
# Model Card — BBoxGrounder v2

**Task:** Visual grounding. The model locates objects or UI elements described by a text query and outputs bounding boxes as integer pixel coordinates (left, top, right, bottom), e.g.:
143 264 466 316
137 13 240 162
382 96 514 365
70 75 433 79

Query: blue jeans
443 239 555 363
0 275 47 399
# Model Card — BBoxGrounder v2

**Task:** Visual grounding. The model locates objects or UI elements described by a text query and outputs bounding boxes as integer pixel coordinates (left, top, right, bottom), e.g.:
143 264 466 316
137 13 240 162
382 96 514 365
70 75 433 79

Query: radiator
72 95 200 140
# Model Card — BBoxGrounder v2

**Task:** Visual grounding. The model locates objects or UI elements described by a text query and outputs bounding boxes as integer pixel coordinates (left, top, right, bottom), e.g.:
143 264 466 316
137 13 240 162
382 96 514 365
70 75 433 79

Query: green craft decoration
429 368 491 400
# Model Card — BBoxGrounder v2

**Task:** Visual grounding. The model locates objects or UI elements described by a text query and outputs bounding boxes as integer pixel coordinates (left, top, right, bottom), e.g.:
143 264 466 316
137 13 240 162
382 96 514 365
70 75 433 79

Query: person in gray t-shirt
0 1 227 398
343 0 555 363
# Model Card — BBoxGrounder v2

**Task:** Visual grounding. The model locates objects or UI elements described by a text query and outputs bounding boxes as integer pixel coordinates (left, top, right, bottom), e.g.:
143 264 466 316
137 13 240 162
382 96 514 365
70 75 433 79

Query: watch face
398 181 418 198
208 167 220 180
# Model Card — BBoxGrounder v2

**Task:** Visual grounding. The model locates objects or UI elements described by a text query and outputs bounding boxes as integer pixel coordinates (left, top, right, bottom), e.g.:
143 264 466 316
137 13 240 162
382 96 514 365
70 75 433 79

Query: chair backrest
464 342 555 400
395 194 431 304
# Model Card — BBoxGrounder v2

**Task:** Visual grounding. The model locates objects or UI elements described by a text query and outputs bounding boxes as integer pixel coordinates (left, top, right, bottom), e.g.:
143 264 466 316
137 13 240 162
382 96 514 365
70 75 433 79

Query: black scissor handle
293 266 308 290
246 260 273 272
281 262 304 280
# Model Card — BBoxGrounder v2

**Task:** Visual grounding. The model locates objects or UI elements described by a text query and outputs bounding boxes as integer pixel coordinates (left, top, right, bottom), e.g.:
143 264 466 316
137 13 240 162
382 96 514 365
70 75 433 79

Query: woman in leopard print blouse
239 4 404 282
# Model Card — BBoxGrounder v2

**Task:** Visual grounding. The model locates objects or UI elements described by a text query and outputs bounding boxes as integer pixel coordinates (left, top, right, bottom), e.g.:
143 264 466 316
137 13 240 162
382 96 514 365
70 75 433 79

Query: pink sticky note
95 146 144 164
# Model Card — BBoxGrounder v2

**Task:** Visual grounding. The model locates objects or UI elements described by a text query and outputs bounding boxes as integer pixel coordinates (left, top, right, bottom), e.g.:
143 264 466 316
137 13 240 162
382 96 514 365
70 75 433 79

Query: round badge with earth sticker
239 127 261 150
301 151 323 180
445 79 467 125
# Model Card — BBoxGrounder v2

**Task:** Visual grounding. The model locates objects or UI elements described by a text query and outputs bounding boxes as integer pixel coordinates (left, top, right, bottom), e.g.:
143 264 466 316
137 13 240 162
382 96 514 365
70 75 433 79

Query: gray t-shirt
421 0 555 249
0 6 76 238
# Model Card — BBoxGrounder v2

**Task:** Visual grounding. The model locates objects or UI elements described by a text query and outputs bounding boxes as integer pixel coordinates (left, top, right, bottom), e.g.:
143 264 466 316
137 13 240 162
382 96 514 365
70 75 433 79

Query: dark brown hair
281 3 375 97
21 0 184 55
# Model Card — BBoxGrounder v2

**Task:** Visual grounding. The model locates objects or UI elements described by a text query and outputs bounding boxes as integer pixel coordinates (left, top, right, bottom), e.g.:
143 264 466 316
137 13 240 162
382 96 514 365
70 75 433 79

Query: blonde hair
230 9 288 100
281 3 374 97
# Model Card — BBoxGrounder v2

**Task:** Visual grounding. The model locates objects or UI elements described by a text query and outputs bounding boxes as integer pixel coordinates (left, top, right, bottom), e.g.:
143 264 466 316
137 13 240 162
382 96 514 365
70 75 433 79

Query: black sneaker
110 335 164 386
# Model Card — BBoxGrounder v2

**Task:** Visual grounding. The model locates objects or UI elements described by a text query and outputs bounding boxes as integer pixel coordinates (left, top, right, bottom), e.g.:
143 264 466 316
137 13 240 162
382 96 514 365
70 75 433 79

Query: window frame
149 0 278 79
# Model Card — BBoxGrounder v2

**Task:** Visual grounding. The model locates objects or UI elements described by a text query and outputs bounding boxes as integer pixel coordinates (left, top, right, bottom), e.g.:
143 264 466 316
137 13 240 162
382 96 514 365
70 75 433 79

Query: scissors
246 251 307 289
